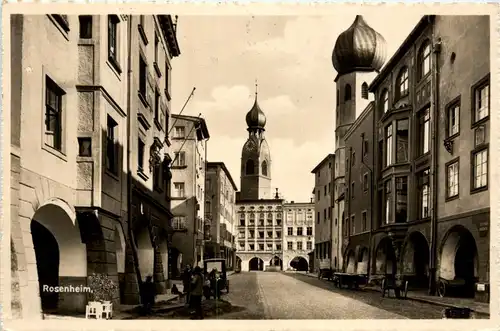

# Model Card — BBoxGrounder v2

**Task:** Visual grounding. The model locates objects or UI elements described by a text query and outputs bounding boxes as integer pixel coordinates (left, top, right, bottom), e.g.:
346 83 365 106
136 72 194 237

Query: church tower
240 85 272 200
331 15 387 267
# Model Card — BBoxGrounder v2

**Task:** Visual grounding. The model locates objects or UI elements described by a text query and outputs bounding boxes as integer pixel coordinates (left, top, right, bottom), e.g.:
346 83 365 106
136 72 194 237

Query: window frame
105 115 119 175
445 157 459 201
396 67 409 98
395 118 409 163
107 15 122 74
138 52 149 107
381 89 389 114
344 84 352 102
385 123 393 167
361 82 368 100
471 74 490 127
418 40 431 80
470 146 489 193
418 107 431 156
173 182 186 198
417 169 430 219
78 15 92 39
446 96 461 139
137 138 145 173
44 76 65 154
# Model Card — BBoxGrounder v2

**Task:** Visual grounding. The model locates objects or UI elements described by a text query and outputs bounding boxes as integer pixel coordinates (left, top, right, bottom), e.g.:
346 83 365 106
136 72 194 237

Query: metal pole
167 87 196 137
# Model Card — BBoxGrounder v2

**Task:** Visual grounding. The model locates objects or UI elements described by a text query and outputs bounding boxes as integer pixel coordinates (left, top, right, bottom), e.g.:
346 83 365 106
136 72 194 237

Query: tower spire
255 79 258 99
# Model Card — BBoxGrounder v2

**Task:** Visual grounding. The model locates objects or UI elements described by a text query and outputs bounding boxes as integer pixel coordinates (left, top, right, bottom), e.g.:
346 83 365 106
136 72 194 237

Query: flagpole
167 86 196 138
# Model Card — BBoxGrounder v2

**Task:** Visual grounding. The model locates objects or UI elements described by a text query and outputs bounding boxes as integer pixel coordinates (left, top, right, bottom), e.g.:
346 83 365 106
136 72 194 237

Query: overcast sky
171 13 422 202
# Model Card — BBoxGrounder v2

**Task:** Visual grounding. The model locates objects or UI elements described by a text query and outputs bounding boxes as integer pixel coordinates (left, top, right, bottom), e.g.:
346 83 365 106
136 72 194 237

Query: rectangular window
419 108 430 155
474 82 489 123
317 212 320 224
249 230 255 238
154 32 159 63
153 163 162 191
174 152 186 167
276 231 281 238
448 102 460 137
174 126 185 139
79 15 92 39
395 177 408 223
472 149 488 190
258 244 264 251
137 138 145 171
287 227 293 236
418 169 430 218
324 185 327 196
173 182 185 198
384 180 392 224
45 77 64 151
297 227 303 236
249 244 255 251
306 227 312 236
139 55 147 102
276 244 282 251
287 242 293 250
323 209 327 221
362 212 367 232
258 231 264 239
363 173 369 191
154 89 160 124
173 216 187 230
385 124 393 166
106 116 118 174
297 242 303 250
307 241 312 250
107 15 119 64
78 137 92 157
396 119 409 163
165 62 171 99
351 182 355 199
446 161 459 198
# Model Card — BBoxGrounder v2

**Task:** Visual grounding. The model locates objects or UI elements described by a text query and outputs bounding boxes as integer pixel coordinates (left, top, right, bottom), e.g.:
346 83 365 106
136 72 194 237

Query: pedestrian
189 266 204 319
182 264 192 303
141 275 156 314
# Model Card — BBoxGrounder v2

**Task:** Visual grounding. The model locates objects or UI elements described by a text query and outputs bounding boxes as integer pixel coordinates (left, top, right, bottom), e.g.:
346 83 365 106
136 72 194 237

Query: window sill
138 92 150 109
445 132 460 141
153 62 162 77
108 56 122 75
173 228 188 233
42 144 67 162
165 88 172 101
471 116 489 129
471 186 488 195
171 196 187 201
137 168 149 181
105 168 120 181
171 165 187 170
445 194 459 202
138 25 149 45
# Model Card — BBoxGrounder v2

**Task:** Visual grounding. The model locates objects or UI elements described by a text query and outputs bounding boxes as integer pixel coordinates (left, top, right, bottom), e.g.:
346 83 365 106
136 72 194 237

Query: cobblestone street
219 272 457 319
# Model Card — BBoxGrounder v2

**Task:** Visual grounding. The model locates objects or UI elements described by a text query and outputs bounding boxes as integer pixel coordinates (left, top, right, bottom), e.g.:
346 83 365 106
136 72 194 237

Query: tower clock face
245 140 256 152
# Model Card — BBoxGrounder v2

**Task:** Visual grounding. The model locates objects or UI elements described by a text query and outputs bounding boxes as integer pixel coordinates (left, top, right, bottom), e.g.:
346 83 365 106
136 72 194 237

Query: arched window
418 41 431 79
246 159 255 175
261 160 268 176
344 84 352 101
381 89 389 113
397 67 409 97
361 82 368 99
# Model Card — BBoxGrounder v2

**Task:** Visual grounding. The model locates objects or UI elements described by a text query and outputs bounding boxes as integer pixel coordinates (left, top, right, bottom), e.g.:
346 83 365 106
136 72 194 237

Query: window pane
386 124 393 166
395 177 408 223
447 162 459 197
396 119 409 163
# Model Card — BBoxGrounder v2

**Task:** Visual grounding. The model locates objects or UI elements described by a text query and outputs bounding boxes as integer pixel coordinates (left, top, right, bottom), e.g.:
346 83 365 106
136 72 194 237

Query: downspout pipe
429 27 441 296
345 146 352 272
360 132 374 279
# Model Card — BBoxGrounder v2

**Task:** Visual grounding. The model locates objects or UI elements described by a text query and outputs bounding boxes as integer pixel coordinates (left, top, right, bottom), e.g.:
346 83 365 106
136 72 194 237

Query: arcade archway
249 257 264 271
135 227 154 281
374 237 397 275
402 231 429 288
30 202 87 313
290 256 308 271
270 256 283 270
345 250 356 273
357 247 369 274
236 256 242 270
439 226 478 297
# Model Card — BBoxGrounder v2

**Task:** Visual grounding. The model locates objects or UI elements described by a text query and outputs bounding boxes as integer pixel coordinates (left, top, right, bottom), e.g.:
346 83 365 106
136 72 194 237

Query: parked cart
333 272 368 289
381 275 408 299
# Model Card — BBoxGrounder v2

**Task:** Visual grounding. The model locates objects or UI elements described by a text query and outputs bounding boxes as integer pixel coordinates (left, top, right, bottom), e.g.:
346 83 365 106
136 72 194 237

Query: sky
171 13 422 202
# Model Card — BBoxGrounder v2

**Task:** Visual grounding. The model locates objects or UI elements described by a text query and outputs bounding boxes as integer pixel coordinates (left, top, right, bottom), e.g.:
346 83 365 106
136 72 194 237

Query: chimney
274 188 279 199
291 201 295 204
310 197 313 203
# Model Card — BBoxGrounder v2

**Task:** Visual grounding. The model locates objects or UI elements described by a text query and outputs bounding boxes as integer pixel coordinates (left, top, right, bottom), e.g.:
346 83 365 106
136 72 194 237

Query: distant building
235 89 284 271
205 162 238 269
283 202 315 271
311 154 336 272
331 15 490 302
169 114 210 272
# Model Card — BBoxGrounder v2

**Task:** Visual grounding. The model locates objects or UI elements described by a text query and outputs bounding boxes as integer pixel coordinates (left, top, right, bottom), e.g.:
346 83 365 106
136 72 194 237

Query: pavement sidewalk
300 272 489 316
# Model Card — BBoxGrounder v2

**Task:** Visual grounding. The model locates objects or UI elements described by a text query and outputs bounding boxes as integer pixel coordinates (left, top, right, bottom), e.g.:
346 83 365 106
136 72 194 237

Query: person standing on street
182 264 192 304
190 266 204 320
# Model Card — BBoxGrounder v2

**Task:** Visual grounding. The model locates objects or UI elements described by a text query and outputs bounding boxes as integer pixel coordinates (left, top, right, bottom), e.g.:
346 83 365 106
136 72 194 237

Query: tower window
381 89 389 113
344 84 352 101
261 160 268 176
397 67 409 97
246 159 255 175
361 82 368 99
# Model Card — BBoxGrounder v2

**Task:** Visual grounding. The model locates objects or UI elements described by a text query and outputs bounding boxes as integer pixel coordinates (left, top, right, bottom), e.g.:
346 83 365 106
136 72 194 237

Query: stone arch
357 247 369 274
249 257 264 271
374 236 397 275
270 255 283 269
290 256 308 271
345 249 356 273
135 226 154 281
401 231 429 288
246 159 255 175
235 256 242 270
439 225 479 282
261 160 268 176
361 82 369 99
30 201 87 313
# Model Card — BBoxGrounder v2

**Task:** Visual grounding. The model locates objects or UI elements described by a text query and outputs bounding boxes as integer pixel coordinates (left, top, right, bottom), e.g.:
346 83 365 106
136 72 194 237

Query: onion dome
246 88 266 130
332 15 387 75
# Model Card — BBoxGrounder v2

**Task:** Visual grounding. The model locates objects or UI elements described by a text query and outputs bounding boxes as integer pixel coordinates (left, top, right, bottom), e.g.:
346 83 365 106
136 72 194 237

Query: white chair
101 302 113 319
85 302 103 319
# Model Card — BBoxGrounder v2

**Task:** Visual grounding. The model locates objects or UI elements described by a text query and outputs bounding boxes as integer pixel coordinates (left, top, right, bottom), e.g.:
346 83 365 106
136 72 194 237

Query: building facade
332 15 490 301
205 162 238 269
235 91 285 272
283 202 315 271
169 114 210 272
8 14 180 319
311 154 336 272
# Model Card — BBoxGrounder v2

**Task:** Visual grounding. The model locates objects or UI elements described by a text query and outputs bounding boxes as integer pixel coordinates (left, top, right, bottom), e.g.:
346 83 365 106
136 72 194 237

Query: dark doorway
31 220 60 311
410 232 429 288
290 256 308 271
270 256 283 270
249 257 264 271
